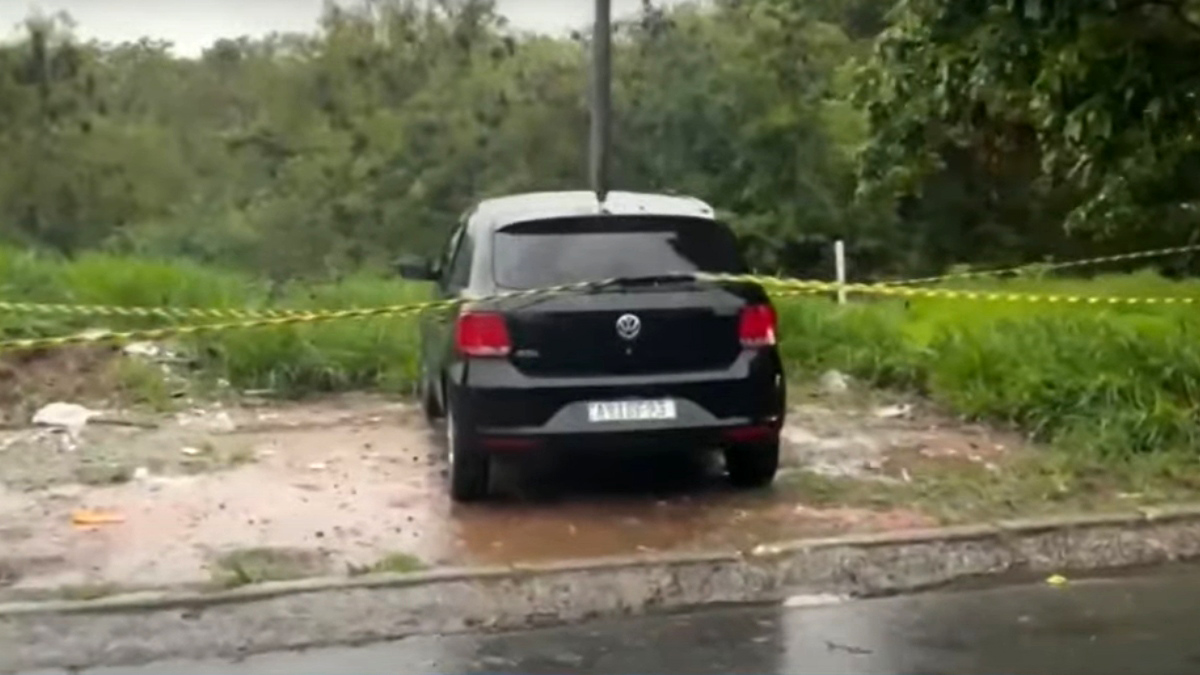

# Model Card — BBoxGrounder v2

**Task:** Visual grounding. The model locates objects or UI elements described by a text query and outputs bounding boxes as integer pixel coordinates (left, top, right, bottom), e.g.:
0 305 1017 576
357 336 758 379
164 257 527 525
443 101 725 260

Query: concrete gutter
5 505 1200 672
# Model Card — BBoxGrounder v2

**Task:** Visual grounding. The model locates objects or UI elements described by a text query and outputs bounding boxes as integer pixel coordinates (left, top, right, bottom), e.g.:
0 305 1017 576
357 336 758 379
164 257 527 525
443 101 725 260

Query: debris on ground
874 403 913 419
122 342 163 359
783 593 848 608
71 509 125 527
121 341 185 363
32 403 101 437
819 370 851 395
175 409 236 433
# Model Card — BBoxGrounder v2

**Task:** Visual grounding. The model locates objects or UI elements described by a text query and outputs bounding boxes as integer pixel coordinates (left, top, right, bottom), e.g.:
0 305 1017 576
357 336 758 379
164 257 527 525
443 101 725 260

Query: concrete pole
835 240 847 305
589 0 612 204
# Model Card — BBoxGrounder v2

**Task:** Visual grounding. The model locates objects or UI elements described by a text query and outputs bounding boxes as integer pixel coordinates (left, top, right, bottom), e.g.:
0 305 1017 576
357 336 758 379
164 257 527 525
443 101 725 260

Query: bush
774 271 1200 458
0 247 430 396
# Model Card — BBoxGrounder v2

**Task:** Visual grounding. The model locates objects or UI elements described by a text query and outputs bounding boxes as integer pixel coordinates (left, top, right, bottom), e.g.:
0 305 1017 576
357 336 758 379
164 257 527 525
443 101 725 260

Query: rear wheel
724 438 780 489
446 403 489 502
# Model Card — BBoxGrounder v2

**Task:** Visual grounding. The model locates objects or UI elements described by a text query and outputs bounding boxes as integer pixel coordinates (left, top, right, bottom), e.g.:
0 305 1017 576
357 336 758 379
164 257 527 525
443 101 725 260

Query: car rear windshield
491 216 747 289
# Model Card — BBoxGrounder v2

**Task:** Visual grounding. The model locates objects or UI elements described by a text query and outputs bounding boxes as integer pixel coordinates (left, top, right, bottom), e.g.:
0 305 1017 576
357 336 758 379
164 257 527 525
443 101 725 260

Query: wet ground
0 389 1022 594
49 565 1200 675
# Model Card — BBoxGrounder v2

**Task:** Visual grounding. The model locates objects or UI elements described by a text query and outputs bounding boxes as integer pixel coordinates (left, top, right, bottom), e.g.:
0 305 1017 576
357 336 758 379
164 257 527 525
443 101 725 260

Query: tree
858 0 1200 265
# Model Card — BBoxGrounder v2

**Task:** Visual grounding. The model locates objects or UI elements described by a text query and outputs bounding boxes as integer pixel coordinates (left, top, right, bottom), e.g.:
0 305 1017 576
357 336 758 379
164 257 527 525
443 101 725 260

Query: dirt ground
0 362 1033 599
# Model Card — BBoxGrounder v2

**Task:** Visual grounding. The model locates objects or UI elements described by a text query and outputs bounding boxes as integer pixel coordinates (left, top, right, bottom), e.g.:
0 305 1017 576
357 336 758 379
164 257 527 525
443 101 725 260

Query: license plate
587 399 677 423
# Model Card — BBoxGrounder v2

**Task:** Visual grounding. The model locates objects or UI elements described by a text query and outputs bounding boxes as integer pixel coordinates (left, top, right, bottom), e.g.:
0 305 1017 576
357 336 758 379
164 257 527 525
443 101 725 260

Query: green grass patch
774 270 1200 460
347 551 427 576
1 246 432 397
210 547 331 588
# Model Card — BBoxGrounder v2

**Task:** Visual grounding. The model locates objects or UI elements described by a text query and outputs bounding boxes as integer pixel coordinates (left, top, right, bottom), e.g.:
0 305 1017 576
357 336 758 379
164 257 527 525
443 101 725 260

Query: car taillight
738 304 777 347
455 311 512 357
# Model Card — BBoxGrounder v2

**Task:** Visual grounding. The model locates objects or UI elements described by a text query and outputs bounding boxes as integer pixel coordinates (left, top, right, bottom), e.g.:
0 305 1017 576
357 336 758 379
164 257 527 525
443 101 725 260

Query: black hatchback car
400 191 786 501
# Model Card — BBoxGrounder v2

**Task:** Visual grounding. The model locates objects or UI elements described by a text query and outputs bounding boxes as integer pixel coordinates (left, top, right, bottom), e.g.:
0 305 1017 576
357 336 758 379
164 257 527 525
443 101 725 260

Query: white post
834 239 846 305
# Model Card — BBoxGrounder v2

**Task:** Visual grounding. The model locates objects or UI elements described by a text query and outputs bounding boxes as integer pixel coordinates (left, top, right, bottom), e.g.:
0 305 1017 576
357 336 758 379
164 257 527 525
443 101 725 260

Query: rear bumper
447 349 785 450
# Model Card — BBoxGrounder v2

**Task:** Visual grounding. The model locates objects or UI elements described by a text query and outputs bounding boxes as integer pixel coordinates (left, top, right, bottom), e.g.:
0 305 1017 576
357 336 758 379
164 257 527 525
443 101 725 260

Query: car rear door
422 224 471 392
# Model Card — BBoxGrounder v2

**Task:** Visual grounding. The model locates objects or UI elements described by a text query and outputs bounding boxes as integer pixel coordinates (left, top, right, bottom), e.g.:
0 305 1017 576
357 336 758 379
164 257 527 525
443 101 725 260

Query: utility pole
589 0 612 203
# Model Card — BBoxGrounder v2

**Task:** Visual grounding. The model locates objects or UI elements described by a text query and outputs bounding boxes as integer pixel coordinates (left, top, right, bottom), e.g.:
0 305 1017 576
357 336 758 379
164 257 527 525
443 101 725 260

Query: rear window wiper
596 273 702 289
497 274 709 309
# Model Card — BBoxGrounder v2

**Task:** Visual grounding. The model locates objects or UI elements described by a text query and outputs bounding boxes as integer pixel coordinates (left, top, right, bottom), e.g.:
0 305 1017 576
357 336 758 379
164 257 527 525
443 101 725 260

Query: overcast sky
0 1 676 55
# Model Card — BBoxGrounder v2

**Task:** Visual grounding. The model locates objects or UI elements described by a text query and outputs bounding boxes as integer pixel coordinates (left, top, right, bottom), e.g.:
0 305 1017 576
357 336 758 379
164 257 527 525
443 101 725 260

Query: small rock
132 466 151 481
308 462 328 471
180 446 202 457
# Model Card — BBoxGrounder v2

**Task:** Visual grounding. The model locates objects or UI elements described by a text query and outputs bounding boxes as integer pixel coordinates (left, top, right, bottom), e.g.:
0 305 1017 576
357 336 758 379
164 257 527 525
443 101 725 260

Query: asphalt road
43 566 1200 675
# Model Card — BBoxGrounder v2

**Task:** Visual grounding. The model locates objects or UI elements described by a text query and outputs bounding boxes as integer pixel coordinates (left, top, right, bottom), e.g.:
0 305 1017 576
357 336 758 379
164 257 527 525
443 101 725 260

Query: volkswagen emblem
615 313 641 340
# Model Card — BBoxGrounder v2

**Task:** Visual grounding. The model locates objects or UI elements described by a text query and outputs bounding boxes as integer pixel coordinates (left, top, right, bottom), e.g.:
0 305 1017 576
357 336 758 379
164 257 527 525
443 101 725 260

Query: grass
1 246 430 397
213 547 424 587
5 246 1200 463
106 358 181 412
347 552 427 576
774 269 1200 460
210 547 331 588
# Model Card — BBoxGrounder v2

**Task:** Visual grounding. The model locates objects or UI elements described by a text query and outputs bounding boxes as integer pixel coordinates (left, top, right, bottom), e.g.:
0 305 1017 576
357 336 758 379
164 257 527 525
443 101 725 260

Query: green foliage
858 0 1200 261
3 0 1191 280
203 276 430 395
0 0 888 280
777 272 1200 459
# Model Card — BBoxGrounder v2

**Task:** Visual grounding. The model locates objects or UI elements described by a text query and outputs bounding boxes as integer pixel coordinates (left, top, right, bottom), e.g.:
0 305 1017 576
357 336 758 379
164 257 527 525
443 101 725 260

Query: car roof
469 190 717 230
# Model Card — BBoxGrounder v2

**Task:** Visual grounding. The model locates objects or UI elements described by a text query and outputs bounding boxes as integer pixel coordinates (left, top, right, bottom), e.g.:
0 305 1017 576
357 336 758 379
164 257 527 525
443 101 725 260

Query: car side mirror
395 255 437 281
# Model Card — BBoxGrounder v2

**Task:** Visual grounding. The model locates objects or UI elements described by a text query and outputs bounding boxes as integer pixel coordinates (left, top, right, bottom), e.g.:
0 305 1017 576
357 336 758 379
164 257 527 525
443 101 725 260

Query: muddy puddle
0 390 1023 596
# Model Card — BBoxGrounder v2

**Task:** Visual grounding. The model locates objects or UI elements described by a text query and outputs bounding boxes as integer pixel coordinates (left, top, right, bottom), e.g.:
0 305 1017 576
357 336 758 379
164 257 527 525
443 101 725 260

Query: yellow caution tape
880 243 1200 287
5 244 1197 320
0 304 443 352
0 279 617 353
0 300 302 321
4 273 1197 353
700 273 1200 305
0 276 628 322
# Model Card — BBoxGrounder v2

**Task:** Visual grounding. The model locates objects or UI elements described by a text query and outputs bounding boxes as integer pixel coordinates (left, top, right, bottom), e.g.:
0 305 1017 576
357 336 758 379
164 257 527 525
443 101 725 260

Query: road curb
5 505 1200 671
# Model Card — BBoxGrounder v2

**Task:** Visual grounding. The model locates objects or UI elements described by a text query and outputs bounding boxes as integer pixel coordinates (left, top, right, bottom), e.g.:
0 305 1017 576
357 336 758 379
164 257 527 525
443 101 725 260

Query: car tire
724 438 780 489
447 403 489 502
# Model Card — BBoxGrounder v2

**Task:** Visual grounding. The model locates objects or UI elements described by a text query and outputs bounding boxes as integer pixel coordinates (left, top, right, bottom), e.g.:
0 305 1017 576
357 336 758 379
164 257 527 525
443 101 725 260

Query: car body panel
414 190 785 457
